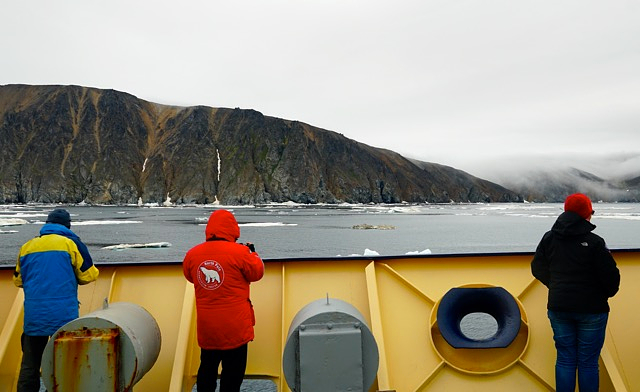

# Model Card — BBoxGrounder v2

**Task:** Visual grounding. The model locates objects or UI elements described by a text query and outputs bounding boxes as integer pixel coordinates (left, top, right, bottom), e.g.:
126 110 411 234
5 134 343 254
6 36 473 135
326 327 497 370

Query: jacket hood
205 209 240 242
551 211 596 238
39 223 78 239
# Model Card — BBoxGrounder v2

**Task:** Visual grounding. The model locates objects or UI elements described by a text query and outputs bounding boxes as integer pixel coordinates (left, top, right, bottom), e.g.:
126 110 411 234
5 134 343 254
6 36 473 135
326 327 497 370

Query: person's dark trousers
18 334 49 392
197 344 248 392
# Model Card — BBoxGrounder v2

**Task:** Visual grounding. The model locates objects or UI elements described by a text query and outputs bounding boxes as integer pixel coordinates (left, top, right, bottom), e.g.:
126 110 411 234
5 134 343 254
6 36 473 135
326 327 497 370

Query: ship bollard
282 297 379 392
436 286 521 349
430 284 530 374
41 301 161 392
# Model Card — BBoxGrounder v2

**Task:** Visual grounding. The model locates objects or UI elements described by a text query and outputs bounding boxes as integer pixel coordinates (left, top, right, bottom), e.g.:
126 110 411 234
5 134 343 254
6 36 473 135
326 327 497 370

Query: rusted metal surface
40 302 161 392
52 327 120 392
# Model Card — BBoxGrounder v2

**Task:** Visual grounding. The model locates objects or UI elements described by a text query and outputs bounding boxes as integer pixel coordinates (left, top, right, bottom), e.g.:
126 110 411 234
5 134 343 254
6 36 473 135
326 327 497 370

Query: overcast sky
2 0 639 179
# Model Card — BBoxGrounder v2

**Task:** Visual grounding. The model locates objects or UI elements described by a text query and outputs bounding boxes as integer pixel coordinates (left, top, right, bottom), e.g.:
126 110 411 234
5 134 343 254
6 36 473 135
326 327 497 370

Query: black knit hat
46 208 71 228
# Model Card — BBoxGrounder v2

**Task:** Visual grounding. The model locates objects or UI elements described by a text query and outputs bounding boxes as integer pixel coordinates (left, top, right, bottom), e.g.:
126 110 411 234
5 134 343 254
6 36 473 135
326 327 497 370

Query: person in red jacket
183 209 264 392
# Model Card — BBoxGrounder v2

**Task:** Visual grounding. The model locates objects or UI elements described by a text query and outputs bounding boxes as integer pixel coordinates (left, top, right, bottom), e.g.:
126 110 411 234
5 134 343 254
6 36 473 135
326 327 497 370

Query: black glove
245 243 256 253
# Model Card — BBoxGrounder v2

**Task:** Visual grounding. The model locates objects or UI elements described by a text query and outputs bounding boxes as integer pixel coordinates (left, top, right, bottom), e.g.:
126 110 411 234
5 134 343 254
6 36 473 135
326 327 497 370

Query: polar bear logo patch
197 260 224 290
200 266 221 284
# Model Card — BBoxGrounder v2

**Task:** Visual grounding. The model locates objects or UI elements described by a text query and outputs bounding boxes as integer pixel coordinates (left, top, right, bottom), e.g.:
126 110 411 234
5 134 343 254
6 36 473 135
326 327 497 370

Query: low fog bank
461 152 640 202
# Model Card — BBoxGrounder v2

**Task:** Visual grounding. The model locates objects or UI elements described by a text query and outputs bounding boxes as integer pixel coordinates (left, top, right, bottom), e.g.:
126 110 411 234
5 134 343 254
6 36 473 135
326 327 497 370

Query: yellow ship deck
1 250 638 391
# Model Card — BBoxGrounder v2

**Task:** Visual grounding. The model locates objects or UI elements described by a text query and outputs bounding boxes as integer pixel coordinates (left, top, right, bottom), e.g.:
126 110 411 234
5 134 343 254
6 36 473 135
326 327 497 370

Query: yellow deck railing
1 250 638 391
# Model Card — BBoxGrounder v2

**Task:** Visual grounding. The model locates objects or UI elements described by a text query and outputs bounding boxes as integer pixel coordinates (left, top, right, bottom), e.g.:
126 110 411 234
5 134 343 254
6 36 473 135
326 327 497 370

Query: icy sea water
2 202 640 265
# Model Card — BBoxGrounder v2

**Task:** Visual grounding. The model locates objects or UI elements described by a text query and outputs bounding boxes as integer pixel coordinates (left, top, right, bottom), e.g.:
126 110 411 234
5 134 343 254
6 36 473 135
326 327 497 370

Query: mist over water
2 202 640 265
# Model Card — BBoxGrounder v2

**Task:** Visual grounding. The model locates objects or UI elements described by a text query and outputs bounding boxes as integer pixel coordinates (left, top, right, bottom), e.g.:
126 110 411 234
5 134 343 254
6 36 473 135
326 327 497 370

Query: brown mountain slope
0 84 521 204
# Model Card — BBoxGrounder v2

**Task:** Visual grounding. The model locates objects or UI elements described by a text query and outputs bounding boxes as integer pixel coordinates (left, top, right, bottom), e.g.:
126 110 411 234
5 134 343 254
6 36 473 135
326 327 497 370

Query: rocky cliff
0 84 521 204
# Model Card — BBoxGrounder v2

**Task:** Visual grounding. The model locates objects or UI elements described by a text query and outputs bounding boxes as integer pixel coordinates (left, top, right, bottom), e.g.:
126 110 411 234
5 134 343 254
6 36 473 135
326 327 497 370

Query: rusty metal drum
41 301 161 392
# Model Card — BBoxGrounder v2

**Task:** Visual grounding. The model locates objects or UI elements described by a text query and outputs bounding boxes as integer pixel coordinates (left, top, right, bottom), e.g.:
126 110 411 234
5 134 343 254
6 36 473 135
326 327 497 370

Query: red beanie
564 193 593 219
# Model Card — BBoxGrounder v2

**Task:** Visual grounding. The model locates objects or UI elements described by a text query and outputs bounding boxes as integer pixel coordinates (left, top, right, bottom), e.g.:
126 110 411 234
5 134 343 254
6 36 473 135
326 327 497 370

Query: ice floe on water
21 219 144 226
194 217 298 227
504 213 554 219
71 220 144 226
0 211 48 218
337 248 381 257
405 249 433 255
102 242 172 250
352 224 396 230
349 204 424 214
239 222 298 227
0 218 29 226
0 216 143 227
339 248 432 257
596 214 640 221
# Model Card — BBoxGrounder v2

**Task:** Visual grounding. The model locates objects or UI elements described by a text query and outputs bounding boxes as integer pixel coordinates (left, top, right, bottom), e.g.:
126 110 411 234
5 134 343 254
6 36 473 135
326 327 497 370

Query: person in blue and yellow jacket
13 208 99 392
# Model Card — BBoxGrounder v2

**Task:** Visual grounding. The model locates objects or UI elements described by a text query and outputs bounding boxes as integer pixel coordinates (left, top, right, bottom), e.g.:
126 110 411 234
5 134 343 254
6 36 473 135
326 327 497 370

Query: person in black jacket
531 193 620 392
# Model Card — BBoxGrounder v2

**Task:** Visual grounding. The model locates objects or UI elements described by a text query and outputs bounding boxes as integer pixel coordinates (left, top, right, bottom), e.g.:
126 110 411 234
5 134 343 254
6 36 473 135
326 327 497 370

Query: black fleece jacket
531 211 620 313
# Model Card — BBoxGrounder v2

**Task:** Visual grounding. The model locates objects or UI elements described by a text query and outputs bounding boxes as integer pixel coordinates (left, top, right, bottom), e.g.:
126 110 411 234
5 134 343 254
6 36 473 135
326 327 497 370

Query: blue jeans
548 310 608 392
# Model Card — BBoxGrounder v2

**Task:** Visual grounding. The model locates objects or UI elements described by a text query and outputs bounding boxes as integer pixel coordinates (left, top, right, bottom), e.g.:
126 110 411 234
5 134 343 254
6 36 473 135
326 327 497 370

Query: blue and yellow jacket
14 223 99 336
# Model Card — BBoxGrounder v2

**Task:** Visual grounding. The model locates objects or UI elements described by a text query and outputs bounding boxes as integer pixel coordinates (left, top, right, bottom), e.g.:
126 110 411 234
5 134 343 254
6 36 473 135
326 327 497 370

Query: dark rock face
0 84 522 204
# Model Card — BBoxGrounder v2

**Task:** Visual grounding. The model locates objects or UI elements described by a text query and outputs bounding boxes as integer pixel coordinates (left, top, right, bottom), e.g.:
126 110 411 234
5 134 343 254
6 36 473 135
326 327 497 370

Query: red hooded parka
183 209 264 350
